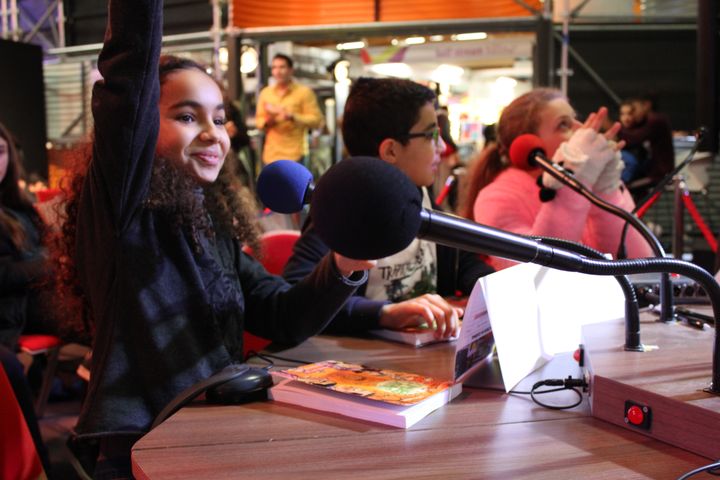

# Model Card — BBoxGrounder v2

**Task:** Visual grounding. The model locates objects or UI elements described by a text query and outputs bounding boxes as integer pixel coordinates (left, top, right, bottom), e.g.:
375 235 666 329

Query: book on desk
271 361 462 428
271 284 494 428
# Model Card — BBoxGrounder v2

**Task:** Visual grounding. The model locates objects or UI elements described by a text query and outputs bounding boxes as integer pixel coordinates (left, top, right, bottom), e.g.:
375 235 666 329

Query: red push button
573 345 584 366
624 401 652 430
626 405 644 425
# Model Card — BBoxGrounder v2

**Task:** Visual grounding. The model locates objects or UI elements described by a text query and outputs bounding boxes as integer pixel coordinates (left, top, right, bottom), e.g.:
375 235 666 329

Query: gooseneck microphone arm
418 209 720 393
531 152 674 324
532 154 666 256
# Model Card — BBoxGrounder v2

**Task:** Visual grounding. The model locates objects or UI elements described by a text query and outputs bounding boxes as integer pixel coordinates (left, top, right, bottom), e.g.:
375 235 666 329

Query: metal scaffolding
1 0 65 49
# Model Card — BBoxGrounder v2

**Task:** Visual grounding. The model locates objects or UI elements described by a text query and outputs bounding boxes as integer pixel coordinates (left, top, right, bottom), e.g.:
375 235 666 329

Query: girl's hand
333 253 376 277
544 127 615 189
584 106 624 145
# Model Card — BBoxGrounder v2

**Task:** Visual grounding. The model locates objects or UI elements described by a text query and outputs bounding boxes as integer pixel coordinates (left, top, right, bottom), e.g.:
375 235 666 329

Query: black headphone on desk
150 364 273 430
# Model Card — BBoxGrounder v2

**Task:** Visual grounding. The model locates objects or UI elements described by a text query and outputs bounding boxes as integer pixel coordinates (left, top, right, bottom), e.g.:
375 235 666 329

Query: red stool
17 334 61 418
242 230 301 358
0 366 45 479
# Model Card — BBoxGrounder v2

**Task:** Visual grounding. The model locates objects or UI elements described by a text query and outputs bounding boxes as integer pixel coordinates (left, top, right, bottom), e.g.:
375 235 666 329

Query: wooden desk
132 335 710 479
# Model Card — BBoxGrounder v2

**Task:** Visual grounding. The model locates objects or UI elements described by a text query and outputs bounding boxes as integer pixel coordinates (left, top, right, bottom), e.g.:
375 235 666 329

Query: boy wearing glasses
283 77 493 338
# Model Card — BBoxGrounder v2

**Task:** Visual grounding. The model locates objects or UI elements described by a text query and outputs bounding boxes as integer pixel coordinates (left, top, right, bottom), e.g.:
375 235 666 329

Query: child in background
54 1 373 477
0 121 52 475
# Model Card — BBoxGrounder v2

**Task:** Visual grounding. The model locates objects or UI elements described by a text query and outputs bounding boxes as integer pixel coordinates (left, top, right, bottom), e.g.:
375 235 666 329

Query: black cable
245 350 309 367
677 459 720 479
510 376 587 410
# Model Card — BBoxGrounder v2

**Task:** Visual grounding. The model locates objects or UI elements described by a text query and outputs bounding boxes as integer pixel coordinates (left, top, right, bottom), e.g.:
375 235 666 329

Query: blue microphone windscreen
256 160 313 214
312 156 423 260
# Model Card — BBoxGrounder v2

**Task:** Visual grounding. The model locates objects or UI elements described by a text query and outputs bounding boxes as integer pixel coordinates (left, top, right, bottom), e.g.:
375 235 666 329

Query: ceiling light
404 36 426 45
240 46 258 73
452 32 488 41
429 35 444 42
337 41 365 51
218 47 229 67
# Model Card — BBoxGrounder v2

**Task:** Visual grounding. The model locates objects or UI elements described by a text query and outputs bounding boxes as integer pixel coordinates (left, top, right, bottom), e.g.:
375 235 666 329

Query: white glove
592 144 625 194
542 128 616 190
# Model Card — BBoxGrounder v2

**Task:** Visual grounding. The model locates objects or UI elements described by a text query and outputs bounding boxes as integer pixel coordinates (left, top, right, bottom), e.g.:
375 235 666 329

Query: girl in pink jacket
462 89 653 270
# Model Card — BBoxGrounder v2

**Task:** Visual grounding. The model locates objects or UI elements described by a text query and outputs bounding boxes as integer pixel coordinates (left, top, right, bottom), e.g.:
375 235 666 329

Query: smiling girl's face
155 68 230 184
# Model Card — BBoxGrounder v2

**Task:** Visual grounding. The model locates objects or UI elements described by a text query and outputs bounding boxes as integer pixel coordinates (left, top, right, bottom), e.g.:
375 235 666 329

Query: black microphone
508 134 675 324
308 156 720 393
312 157 423 260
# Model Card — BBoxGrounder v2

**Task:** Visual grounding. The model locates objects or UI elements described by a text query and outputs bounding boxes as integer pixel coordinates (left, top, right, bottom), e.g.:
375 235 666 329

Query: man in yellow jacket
256 54 324 165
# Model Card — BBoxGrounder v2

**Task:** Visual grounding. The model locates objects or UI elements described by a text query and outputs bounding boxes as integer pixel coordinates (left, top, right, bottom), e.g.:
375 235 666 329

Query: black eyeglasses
402 129 440 144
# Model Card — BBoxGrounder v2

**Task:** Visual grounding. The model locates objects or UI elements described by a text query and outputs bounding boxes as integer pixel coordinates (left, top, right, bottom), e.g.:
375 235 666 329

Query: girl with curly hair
58 1 373 477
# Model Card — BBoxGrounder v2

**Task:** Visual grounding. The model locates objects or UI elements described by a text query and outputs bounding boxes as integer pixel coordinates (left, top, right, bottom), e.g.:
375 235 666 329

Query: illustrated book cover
271 360 461 428
271 284 497 428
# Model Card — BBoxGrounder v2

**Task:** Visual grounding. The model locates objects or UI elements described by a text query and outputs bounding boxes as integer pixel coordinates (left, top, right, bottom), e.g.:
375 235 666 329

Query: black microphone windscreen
509 134 547 170
256 160 313 214
312 156 423 260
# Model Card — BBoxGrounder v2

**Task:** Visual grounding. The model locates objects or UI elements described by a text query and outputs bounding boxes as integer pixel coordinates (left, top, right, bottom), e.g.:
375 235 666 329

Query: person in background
0 120 54 352
53 1 374 477
482 123 497 149
618 94 675 183
433 107 460 211
461 88 653 271
617 99 649 184
255 54 324 165
284 78 494 340
0 121 52 475
224 100 256 192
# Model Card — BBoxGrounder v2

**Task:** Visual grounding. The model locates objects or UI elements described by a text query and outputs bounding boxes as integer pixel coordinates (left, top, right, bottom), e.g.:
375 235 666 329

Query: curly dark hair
51 55 261 341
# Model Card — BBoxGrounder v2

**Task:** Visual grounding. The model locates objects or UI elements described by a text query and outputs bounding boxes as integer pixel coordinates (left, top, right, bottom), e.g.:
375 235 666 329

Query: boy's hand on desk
333 253 376 277
379 294 462 339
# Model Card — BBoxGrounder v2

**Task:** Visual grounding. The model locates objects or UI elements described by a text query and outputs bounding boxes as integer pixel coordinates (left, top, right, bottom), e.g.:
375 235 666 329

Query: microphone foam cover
256 160 313 214
312 156 423 260
509 133 547 170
